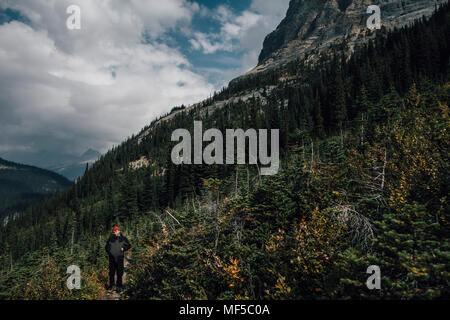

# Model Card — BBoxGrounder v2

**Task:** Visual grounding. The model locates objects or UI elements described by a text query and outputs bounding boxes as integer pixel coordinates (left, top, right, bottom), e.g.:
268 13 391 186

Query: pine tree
330 62 347 129
368 203 449 299
118 171 139 220
314 91 325 138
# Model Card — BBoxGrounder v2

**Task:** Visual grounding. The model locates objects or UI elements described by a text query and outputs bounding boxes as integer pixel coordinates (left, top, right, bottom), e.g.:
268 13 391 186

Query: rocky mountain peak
249 0 446 75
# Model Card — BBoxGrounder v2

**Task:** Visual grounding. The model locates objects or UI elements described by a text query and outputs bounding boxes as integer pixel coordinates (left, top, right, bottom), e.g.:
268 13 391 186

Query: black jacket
105 234 131 261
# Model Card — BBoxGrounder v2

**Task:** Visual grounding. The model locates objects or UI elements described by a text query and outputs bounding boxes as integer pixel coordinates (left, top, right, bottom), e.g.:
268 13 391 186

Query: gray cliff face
252 0 446 74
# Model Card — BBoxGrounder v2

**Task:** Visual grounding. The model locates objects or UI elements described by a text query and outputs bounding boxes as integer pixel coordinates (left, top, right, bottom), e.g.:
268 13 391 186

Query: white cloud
189 6 262 55
0 0 213 156
189 0 289 73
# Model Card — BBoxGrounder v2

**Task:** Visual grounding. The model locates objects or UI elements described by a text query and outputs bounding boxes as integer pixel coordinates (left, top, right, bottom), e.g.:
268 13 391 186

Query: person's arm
122 236 131 251
105 237 111 253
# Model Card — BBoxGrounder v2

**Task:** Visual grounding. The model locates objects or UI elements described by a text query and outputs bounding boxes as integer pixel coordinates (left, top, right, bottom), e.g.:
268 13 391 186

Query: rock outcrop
247 0 446 75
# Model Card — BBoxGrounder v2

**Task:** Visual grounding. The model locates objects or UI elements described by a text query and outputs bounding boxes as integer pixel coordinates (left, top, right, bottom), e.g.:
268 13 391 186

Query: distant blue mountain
47 149 102 181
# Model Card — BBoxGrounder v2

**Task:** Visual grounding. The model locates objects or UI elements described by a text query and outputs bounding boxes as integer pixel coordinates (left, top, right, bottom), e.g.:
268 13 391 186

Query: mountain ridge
0 157 72 217
1 149 102 181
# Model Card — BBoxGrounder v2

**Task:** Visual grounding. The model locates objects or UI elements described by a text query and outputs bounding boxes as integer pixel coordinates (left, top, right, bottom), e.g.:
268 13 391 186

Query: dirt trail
101 256 129 300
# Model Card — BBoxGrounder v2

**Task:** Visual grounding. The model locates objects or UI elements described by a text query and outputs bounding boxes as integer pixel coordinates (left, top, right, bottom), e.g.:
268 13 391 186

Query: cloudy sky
0 0 289 166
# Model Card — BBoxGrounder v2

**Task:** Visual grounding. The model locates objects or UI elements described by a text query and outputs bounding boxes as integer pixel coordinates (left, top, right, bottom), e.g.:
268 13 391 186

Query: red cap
113 226 120 231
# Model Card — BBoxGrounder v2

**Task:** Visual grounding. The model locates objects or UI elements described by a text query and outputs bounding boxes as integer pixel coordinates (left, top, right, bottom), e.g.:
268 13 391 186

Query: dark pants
109 255 124 287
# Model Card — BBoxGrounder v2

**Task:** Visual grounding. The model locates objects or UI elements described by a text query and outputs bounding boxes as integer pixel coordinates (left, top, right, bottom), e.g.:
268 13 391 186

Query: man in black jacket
105 226 130 292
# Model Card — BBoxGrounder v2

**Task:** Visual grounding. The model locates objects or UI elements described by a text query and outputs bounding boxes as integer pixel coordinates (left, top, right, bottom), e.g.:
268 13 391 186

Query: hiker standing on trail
105 226 130 292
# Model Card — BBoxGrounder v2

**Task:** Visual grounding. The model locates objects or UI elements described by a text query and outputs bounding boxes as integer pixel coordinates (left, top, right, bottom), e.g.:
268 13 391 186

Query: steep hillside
0 157 72 217
0 2 448 300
